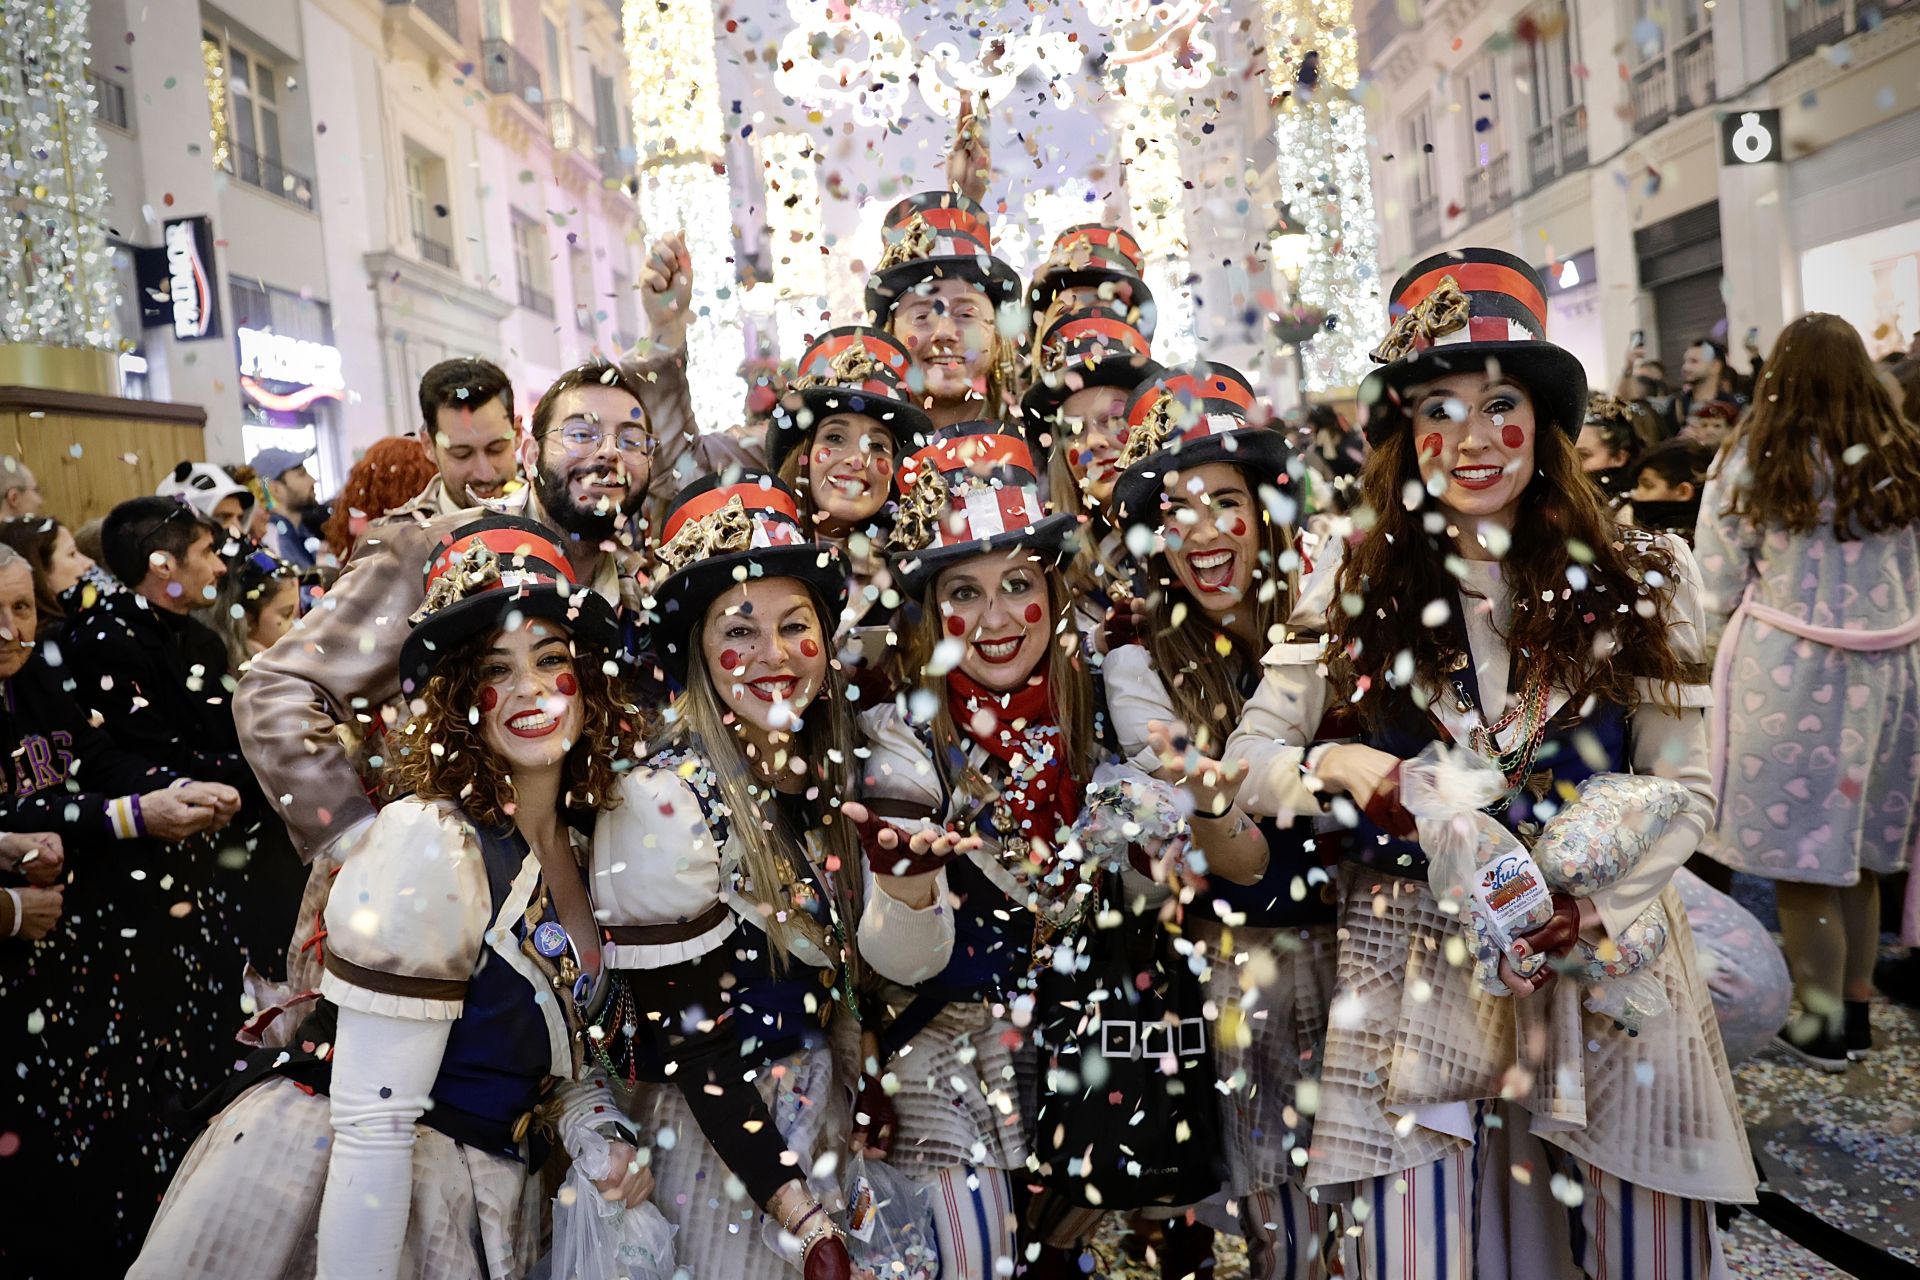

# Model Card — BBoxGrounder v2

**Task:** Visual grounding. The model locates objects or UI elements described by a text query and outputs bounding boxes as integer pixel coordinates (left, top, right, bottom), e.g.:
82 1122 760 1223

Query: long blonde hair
661 616 864 980
1137 465 1297 753
897 565 1096 820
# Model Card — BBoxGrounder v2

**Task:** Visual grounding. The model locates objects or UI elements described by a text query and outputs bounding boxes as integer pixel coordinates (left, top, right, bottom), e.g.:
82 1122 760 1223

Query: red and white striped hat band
1040 314 1152 371
1050 223 1146 275
661 481 807 551
881 202 998 260
424 527 576 596
896 429 1042 493
1126 369 1256 434
925 481 1049 550
1385 258 1550 355
791 327 912 399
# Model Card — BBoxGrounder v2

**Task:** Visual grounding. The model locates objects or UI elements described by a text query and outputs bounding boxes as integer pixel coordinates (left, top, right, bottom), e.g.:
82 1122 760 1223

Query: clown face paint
1160 462 1261 617
700 577 829 737
807 414 896 532
1407 372 1538 531
477 619 584 773
1055 384 1131 514
934 551 1052 692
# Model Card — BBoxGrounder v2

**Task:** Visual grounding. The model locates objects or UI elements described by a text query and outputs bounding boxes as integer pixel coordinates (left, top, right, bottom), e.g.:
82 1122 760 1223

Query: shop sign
238 325 346 412
1539 249 1596 295
1721 110 1781 167
160 216 221 340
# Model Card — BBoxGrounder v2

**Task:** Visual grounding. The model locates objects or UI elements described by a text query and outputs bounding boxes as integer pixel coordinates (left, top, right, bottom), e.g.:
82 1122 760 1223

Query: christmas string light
0 0 119 350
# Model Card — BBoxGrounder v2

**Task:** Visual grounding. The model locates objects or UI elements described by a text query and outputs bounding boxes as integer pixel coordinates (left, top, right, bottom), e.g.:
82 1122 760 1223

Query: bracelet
132 792 146 839
784 1202 825 1236
795 1216 841 1261
5 887 22 938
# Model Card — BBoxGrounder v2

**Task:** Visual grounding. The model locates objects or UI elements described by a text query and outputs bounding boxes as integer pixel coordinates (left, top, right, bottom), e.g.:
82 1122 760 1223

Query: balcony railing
228 141 316 210
1559 103 1588 171
1409 194 1439 249
88 70 131 131
598 138 630 180
1630 57 1672 135
548 101 592 157
482 37 543 106
519 281 555 317
1786 0 1847 58
1673 28 1715 114
416 233 454 269
1527 121 1557 188
385 0 459 43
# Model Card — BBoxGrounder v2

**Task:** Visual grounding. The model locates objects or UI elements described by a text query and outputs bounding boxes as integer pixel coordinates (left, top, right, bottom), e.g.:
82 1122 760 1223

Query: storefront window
232 278 345 492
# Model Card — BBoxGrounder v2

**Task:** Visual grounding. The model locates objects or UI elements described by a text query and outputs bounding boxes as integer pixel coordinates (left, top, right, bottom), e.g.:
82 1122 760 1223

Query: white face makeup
1160 461 1260 616
807 415 896 530
477 619 585 772
890 278 996 403
1057 383 1131 514
699 578 830 737
1409 371 1538 528
934 551 1052 693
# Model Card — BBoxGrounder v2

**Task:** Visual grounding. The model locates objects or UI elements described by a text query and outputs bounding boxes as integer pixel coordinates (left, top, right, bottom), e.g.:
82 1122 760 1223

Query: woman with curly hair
320 434 440 561
1697 312 1920 1070
1226 250 1753 1278
132 514 649 1279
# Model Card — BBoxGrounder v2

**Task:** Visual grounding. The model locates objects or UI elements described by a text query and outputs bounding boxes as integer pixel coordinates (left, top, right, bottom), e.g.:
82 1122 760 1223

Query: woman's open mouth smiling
1185 548 1236 592
973 635 1024 665
1450 464 1507 491
506 709 559 739
745 674 799 702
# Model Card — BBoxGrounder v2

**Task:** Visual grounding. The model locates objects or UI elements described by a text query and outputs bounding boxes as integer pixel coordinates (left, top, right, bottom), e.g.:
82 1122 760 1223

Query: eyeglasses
551 417 653 456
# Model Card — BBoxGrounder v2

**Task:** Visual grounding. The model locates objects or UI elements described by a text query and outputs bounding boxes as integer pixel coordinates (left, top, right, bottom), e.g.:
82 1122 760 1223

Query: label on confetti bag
1470 849 1553 955
847 1172 877 1242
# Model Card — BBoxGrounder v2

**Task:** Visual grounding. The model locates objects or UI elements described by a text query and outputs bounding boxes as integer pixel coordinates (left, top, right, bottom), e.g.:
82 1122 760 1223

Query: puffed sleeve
857 704 945 823
591 762 733 970
858 864 956 985
1634 534 1714 708
320 798 490 1022
855 704 957 984
1222 544 1342 820
1593 534 1716 939
1102 643 1176 773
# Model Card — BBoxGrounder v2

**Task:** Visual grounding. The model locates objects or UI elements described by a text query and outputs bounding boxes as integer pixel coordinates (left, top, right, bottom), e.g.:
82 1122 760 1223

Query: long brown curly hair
383 628 641 826
1329 408 1688 726
322 437 440 559
1717 312 1920 539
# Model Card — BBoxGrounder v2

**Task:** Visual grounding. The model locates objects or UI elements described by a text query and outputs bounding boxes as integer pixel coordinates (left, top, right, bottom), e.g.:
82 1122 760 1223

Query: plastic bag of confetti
1671 866 1791 1064
843 1155 942 1280
1071 763 1192 866
536 1129 678 1280
1533 773 1692 895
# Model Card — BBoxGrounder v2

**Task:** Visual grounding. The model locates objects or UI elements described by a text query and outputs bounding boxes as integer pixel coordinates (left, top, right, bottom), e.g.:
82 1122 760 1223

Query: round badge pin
532 920 569 959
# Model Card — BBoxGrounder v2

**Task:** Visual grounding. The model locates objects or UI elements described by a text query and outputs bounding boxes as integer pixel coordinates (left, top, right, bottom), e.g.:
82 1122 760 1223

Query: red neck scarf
947 668 1084 851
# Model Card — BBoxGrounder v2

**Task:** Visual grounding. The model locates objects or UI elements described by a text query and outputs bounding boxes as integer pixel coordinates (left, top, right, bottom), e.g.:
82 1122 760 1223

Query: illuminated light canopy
624 0 742 430
1090 0 1221 93
1261 0 1382 393
1 0 119 350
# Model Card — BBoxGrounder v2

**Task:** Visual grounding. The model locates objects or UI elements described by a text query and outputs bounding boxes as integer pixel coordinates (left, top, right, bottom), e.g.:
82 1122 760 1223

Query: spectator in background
207 545 301 674
227 463 274 545
156 460 255 534
0 516 96 652
1575 392 1643 508
319 435 439 561
411 356 521 518
249 446 327 569
72 516 106 568
0 457 42 518
1301 401 1364 515
1682 398 1740 452
1624 438 1712 544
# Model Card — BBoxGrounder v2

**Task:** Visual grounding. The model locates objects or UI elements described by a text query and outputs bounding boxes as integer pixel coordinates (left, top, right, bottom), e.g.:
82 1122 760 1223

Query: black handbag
1029 869 1225 1209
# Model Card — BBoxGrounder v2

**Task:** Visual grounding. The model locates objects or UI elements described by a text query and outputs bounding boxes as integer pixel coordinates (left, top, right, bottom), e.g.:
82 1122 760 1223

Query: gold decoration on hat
409 540 501 625
1114 392 1179 473
656 495 753 575
889 460 949 554
1585 391 1630 426
1369 275 1472 364
876 213 938 270
794 342 886 391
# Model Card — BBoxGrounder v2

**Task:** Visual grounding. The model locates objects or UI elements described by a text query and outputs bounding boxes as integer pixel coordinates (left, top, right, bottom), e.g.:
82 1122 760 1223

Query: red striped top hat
1019 309 1162 454
400 515 621 691
1028 223 1158 338
1359 247 1586 444
888 422 1078 595
1110 362 1298 527
865 191 1022 319
649 471 850 683
768 326 932 475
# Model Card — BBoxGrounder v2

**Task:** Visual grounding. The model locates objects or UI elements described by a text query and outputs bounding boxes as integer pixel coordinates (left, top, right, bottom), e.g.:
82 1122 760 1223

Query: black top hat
1110 363 1297 527
766 326 933 476
887 423 1078 597
1027 224 1158 338
864 191 1023 319
1359 247 1587 445
1018 309 1162 454
400 515 621 692
649 472 850 683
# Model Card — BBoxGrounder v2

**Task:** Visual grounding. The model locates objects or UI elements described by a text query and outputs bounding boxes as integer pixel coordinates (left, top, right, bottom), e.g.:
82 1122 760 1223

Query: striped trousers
1239 1183 1329 1280
906 1164 1018 1280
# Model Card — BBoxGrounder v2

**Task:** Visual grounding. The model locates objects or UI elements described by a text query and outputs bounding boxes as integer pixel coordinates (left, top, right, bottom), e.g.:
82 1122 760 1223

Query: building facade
1360 0 1920 388
86 0 645 487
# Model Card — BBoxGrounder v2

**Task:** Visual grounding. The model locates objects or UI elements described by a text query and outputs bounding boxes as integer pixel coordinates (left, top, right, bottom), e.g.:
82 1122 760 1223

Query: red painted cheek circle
813 447 835 467
1421 433 1445 459
873 457 893 477
478 687 499 713
554 673 579 697
1022 603 1044 624
1501 424 1526 449
1228 516 1248 538
945 615 969 637
799 637 821 658
719 648 742 671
